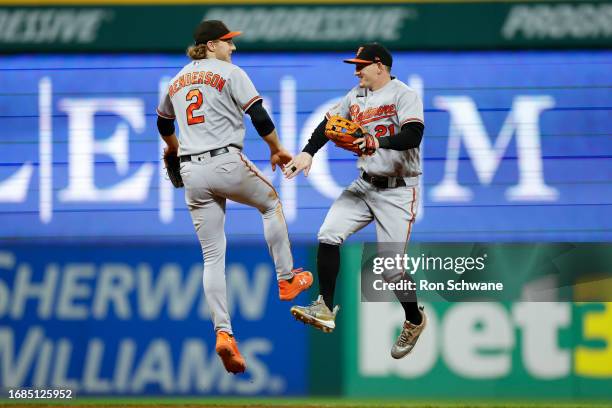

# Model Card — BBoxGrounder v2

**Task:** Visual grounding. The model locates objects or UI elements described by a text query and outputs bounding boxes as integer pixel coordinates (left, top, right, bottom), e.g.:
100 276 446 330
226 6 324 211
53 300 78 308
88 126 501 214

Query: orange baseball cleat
215 331 246 374
278 268 313 301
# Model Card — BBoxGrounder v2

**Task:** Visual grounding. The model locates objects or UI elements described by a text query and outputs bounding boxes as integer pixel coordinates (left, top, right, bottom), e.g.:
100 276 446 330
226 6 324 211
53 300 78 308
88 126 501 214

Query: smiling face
354 62 388 91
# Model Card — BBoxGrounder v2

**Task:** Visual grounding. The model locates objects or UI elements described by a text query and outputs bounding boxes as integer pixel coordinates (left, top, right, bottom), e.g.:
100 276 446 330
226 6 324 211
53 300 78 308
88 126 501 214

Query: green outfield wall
311 243 612 399
1 1 611 52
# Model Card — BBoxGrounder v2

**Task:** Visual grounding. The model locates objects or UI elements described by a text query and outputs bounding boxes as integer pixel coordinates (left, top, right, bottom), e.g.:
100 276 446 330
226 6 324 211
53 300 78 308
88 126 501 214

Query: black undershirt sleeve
245 100 275 137
302 117 329 156
157 116 175 137
377 122 424 150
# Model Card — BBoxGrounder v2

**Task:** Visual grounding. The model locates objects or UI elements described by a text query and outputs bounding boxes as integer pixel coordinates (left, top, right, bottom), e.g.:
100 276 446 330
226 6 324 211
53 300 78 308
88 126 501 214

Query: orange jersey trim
406 187 417 242
242 96 262 111
156 108 175 120
400 117 424 126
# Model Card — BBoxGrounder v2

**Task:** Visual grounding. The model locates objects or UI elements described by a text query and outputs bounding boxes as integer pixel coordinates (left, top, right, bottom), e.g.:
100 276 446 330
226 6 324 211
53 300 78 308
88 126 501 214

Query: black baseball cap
344 43 393 67
193 20 242 45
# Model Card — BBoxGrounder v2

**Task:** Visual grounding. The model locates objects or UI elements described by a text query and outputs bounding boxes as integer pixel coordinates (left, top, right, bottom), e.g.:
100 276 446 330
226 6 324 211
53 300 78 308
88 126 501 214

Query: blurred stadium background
0 0 611 406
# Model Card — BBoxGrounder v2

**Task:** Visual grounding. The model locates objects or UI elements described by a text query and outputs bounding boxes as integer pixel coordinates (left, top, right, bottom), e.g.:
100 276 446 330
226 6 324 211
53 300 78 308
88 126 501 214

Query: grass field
1 398 611 408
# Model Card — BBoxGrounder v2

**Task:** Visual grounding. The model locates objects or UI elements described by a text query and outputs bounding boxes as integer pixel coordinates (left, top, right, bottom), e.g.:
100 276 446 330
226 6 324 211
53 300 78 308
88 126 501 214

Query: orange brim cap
219 31 242 40
343 58 374 64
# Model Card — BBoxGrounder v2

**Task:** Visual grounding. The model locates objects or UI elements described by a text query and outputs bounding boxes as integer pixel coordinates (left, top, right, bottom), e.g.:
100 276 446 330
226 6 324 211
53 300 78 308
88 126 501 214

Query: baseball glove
325 115 376 156
163 151 183 188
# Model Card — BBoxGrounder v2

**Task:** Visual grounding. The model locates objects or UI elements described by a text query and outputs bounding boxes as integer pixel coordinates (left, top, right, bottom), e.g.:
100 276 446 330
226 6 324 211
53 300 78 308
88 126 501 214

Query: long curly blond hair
186 44 208 60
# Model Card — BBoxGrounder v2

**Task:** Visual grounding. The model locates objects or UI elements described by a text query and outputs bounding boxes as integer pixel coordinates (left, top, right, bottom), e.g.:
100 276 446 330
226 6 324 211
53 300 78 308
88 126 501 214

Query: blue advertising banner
0 51 610 242
0 243 309 395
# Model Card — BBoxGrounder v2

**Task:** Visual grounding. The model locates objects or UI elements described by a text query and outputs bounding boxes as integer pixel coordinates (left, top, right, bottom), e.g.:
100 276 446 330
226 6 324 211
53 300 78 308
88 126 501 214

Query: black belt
361 171 406 188
180 147 230 162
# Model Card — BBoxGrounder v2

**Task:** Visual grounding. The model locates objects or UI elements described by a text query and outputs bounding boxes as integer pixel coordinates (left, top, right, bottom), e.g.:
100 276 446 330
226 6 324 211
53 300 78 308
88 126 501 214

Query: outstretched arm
283 117 328 179
246 101 292 171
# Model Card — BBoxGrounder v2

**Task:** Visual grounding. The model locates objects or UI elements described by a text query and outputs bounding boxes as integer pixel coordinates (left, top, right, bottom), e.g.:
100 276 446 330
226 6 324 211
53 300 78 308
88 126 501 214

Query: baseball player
156 20 313 374
284 43 426 359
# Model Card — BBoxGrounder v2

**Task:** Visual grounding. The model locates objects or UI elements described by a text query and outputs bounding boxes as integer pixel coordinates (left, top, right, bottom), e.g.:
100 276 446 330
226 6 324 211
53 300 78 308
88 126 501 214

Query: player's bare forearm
262 130 292 171
161 133 179 154
262 130 283 153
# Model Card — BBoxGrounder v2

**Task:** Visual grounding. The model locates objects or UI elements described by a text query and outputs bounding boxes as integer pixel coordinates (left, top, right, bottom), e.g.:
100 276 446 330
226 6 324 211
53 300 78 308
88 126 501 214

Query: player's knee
260 197 282 217
382 270 403 284
317 227 344 246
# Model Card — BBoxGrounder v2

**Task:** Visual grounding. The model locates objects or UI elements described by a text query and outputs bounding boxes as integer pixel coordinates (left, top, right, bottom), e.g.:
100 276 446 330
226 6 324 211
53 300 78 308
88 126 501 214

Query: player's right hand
270 148 292 172
283 152 313 179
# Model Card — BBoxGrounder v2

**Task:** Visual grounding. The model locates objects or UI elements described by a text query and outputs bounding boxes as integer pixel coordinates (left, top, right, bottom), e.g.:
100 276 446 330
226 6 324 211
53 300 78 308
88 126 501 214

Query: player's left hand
353 134 378 156
270 149 292 171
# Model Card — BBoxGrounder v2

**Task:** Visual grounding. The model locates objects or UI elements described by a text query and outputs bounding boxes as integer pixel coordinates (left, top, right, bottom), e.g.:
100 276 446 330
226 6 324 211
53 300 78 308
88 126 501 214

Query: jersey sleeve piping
156 108 175 120
400 117 424 126
242 96 263 111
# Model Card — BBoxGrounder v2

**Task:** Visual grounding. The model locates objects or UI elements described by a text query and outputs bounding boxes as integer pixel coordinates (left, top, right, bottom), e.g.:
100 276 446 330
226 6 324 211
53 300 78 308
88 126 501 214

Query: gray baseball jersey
157 58 262 156
327 78 424 179
158 57 299 335
318 78 424 269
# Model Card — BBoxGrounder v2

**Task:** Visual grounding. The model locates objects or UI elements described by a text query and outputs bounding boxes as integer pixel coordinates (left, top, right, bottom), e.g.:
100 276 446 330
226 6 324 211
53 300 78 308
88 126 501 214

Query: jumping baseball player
283 43 426 359
156 20 313 374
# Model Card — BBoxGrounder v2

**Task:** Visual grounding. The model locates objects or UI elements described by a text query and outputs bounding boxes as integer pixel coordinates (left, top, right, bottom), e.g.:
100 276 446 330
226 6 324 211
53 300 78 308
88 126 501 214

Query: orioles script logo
349 103 397 125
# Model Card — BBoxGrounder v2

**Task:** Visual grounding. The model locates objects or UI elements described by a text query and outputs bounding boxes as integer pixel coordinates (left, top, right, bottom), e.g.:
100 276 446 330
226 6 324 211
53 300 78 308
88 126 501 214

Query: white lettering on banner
300 98 344 200
34 340 52 387
360 302 437 377
0 327 281 393
84 340 112 393
502 4 612 40
442 303 514 378
0 327 42 387
408 74 425 221
0 252 271 322
177 340 223 392
2 76 560 225
11 263 57 320
226 264 271 321
359 301 572 379
158 76 175 224
58 98 154 202
114 339 136 392
204 7 414 42
514 302 570 379
131 340 174 393
52 339 78 389
57 264 95 319
0 252 15 315
92 264 135 319
279 77 298 222
0 9 111 44
431 95 559 202
39 77 53 223
137 263 201 320
0 162 33 203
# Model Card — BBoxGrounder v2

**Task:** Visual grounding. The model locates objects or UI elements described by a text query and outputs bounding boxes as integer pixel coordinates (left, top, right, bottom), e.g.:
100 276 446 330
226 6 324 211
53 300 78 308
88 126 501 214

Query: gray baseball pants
180 147 293 334
318 177 419 283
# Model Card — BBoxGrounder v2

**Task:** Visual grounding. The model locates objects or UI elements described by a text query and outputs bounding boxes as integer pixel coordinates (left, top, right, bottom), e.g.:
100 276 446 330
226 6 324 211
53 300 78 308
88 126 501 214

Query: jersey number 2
186 89 205 125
